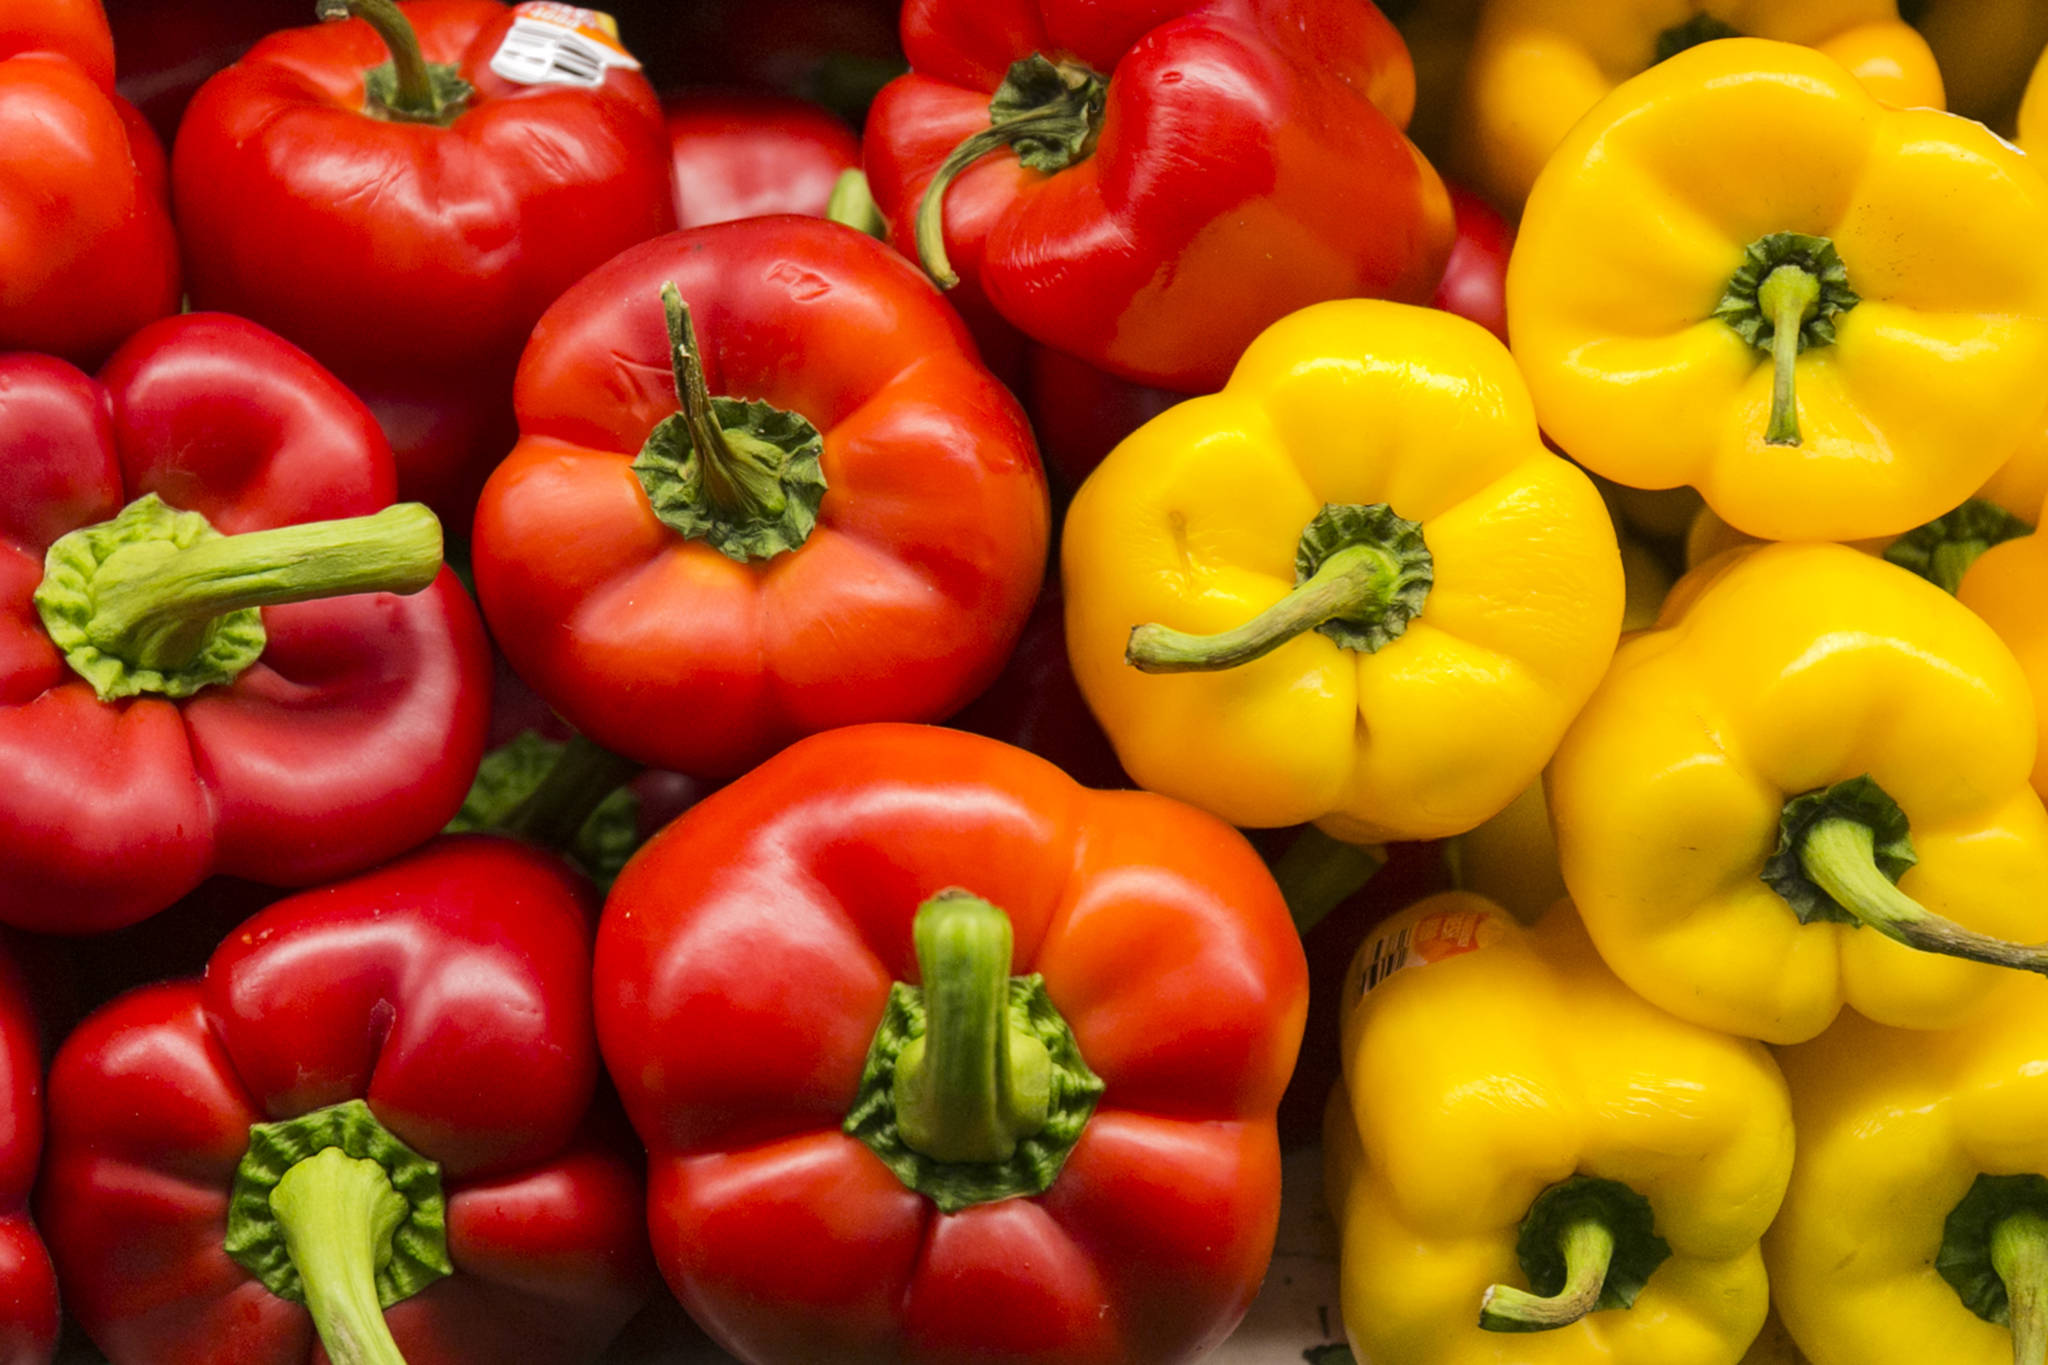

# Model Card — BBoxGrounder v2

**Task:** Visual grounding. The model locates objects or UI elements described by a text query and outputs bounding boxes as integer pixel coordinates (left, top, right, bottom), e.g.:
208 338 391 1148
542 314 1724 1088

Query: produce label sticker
491 4 640 88
1353 906 1504 1001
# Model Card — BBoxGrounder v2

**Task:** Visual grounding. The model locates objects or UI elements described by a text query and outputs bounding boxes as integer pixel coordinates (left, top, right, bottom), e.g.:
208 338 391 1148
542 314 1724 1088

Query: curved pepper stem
1993 1212 2048 1365
270 1148 413 1365
1480 1218 1616 1332
1715 233 1858 449
317 0 473 125
892 891 1053 1163
916 53 1108 289
1802 819 2048 974
1760 265 1821 446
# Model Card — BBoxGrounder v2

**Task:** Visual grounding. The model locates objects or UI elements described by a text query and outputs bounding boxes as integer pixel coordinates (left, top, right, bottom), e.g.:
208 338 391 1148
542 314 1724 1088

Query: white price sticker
489 4 640 89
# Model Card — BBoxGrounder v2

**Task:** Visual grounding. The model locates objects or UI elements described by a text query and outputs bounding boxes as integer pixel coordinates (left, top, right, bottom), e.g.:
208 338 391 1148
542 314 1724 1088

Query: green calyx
1765 775 2048 975
1654 13 1743 63
226 1099 451 1365
34 493 442 702
844 890 1104 1214
1885 499 2033 595
444 731 643 887
1714 232 1859 447
1125 502 1433 674
915 52 1109 289
1479 1175 1670 1333
631 282 827 563
1941 1174 2048 1365
317 0 473 125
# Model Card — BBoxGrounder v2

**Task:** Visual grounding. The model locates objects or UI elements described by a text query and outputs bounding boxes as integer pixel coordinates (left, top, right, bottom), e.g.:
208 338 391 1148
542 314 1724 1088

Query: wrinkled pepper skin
172 0 676 521
39 836 654 1365
1508 39 2048 543
1548 542 2048 1044
1459 1 1942 213
1325 893 1794 1365
1767 982 2048 1365
0 315 491 934
596 723 1307 1365
864 0 1454 392
665 91 859 228
0 946 55 1365
0 0 180 367
472 219 1048 779
1062 300 1622 841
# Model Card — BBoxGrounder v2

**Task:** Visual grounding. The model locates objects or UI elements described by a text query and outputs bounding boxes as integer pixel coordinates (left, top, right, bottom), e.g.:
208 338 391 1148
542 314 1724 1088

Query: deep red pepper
38 836 654 1365
171 0 677 522
0 314 490 935
597 723 1307 1364
0 943 56 1365
1431 182 1513 346
471 217 1048 779
864 0 1454 392
0 0 181 368
664 91 859 228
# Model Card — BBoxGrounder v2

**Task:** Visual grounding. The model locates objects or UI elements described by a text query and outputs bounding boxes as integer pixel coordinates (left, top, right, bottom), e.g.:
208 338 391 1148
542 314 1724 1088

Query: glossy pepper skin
1959 514 2048 808
1432 183 1512 345
596 722 1307 1365
0 945 56 1365
1459 1 1942 213
0 314 491 935
472 218 1048 779
172 0 676 521
0 0 180 367
863 0 1454 392
665 91 859 228
1548 541 2048 1044
1324 892 1794 1365
1766 982 2048 1365
1062 300 1623 841
1508 39 2048 543
39 836 654 1365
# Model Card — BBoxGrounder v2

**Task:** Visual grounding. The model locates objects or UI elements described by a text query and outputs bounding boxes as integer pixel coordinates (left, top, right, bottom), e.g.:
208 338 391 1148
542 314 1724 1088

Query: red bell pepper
596 722 1307 1364
39 836 653 1365
1432 183 1512 346
864 0 1454 392
171 0 676 521
0 0 181 368
664 91 860 229
0 313 490 935
0 944 56 1365
471 217 1049 778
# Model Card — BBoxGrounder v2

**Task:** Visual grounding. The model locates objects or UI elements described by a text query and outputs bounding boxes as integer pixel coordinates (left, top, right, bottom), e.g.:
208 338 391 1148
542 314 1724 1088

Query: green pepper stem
1271 827 1385 935
1126 543 1400 673
1802 819 2048 973
655 282 795 529
916 111 1075 289
1479 1217 1616 1332
825 168 886 239
84 503 441 675
496 734 641 852
891 891 1052 1164
268 1147 412 1365
317 0 438 119
1993 1210 2048 1365
1760 264 1820 446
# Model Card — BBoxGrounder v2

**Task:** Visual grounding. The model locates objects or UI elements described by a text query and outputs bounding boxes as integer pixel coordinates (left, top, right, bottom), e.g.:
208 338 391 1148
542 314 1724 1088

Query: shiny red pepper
39 836 654 1365
1432 183 1512 346
664 91 860 228
0 943 56 1365
597 723 1307 1364
0 313 490 935
864 0 1454 391
171 0 676 521
472 217 1048 779
0 0 181 367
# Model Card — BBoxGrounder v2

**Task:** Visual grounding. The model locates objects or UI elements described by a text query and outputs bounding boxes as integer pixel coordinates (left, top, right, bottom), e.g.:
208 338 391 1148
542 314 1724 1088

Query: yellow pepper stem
1802 819 2048 974
1127 543 1401 673
1993 1211 2048 1365
1760 265 1821 447
1479 1218 1615 1332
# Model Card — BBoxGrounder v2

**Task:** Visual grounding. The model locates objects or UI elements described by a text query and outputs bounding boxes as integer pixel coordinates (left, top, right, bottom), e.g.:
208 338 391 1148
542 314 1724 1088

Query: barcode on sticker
1354 907 1504 1001
490 6 639 89
1360 925 1411 997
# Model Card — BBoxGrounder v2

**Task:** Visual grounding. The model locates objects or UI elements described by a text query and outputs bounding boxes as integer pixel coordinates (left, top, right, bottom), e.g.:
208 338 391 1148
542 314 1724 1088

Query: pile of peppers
10 1 2048 1363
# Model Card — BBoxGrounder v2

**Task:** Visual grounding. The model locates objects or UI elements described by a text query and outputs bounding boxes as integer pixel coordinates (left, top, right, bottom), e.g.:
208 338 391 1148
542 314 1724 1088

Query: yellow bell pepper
1507 39 2048 543
1060 300 1623 841
1959 517 2048 811
1549 540 2048 1044
1767 981 2048 1365
1919 0 2048 132
2023 45 2048 151
1324 891 1794 1365
1459 0 1942 213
